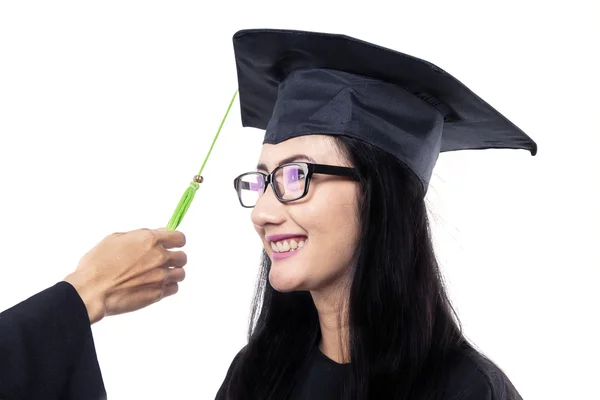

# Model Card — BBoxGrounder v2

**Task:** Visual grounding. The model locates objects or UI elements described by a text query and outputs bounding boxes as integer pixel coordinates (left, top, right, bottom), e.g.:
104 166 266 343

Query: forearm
0 282 105 398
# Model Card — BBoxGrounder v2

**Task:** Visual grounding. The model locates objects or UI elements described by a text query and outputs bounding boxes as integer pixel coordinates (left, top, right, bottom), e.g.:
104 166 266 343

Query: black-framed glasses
233 162 359 208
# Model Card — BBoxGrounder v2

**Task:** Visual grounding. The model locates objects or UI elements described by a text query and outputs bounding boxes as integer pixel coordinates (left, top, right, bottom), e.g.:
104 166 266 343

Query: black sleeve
0 281 107 400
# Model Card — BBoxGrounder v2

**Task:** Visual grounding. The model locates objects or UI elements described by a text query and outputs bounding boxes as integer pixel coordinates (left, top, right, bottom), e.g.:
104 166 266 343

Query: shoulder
220 345 247 380
214 345 248 399
442 346 522 400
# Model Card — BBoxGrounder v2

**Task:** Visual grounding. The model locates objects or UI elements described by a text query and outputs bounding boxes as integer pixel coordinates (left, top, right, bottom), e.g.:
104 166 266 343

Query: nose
251 184 286 229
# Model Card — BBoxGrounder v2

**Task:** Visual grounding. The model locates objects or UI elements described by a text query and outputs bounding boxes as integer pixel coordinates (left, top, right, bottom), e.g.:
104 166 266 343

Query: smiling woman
214 28 537 400
0 26 537 400
247 136 361 294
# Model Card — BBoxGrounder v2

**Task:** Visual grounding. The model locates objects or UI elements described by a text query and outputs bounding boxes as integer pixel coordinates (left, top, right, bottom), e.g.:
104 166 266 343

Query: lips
266 233 307 242
265 233 308 260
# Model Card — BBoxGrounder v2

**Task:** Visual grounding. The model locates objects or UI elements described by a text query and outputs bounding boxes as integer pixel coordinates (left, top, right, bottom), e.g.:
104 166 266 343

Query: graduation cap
232 28 537 193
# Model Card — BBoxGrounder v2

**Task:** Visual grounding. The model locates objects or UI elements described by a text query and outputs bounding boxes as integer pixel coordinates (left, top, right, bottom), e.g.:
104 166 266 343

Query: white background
1 1 598 399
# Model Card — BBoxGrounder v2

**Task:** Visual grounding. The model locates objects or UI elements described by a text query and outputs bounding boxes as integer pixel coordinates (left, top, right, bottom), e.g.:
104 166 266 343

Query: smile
268 237 307 260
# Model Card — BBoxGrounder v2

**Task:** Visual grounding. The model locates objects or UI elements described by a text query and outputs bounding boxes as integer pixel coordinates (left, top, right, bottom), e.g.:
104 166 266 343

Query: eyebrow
256 154 317 172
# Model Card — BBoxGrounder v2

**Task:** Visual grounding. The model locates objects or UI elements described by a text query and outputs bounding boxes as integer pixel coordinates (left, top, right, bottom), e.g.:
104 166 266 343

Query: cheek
299 188 359 264
301 191 358 234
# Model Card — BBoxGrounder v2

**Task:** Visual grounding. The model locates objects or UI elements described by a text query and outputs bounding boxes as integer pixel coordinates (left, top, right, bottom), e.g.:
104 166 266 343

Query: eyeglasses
233 162 359 208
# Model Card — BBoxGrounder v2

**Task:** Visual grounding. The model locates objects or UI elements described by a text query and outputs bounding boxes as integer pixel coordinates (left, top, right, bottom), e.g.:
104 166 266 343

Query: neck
311 285 351 364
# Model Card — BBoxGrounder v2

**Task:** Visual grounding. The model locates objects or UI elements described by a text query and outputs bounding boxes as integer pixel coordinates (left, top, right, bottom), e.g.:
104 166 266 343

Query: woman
215 29 537 399
0 28 535 400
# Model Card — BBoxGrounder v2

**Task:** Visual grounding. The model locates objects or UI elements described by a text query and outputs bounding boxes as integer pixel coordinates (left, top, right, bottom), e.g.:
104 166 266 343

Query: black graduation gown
215 345 523 400
0 281 106 400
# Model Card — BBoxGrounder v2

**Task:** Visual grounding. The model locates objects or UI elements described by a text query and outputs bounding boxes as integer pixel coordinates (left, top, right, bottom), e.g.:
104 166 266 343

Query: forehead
256 134 346 171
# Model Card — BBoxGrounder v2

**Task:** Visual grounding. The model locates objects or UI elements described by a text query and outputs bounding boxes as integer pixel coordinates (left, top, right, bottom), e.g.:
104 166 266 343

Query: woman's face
250 135 360 294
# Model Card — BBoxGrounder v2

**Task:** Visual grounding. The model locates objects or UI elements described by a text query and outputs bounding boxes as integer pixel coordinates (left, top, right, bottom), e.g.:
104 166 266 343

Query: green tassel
167 181 200 231
166 90 238 231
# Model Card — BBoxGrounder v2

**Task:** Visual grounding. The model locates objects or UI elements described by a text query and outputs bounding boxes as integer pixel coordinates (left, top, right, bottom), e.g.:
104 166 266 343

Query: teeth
268 238 307 253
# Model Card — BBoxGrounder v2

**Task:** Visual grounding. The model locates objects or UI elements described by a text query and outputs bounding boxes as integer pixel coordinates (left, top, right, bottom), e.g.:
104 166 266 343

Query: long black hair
222 136 473 399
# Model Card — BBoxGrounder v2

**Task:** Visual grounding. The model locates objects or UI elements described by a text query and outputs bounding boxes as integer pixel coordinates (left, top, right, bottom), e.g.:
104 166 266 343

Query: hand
64 228 187 324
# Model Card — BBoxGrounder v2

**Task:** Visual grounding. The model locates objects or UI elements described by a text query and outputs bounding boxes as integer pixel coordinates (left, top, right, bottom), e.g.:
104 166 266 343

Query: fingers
164 249 187 268
105 281 180 317
152 228 186 249
120 264 186 290
165 266 186 284
141 233 187 270
136 228 187 269
162 282 179 298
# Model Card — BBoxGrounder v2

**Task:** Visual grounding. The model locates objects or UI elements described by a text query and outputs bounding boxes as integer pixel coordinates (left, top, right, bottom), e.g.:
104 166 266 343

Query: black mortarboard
232 28 537 192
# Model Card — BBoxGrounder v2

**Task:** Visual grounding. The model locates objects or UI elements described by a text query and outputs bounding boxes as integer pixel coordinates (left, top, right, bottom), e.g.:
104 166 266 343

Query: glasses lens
238 173 265 207
273 164 307 200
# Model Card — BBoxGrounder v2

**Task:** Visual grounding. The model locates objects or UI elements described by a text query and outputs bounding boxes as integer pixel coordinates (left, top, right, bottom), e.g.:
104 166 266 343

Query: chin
268 264 308 293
